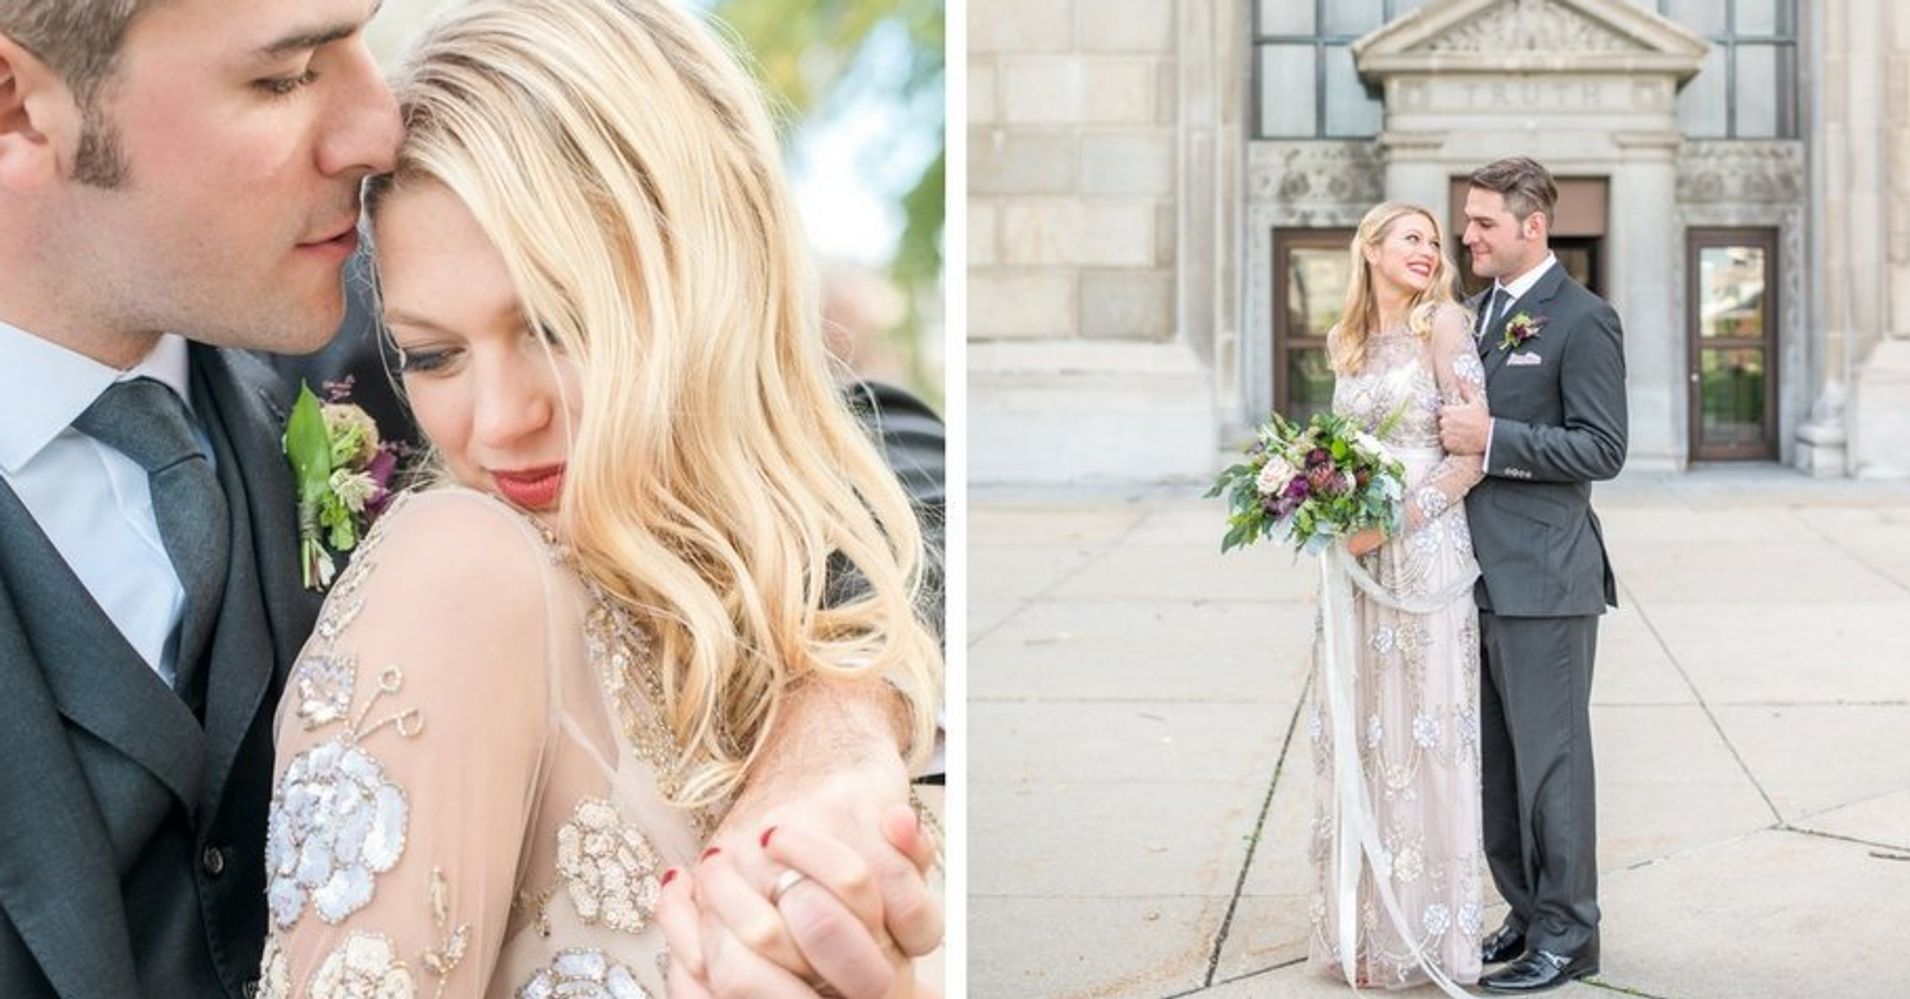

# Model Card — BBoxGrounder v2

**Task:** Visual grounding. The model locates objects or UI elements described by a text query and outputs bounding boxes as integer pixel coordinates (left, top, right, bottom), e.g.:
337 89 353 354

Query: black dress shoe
1479 949 1599 993
1480 924 1525 964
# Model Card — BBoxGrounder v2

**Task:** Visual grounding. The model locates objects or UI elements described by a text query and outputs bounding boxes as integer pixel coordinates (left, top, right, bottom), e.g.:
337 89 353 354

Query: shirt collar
0 320 194 475
1493 252 1558 304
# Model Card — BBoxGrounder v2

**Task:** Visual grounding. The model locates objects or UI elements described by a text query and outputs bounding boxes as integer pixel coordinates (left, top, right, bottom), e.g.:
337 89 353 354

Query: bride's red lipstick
491 464 565 510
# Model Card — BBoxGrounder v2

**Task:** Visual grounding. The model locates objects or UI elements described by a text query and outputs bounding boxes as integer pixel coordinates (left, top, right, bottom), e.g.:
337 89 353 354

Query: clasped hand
1437 379 1489 456
657 773 942 999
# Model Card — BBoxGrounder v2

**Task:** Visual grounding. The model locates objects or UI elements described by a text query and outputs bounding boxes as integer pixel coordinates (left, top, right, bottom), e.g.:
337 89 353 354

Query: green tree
710 0 945 405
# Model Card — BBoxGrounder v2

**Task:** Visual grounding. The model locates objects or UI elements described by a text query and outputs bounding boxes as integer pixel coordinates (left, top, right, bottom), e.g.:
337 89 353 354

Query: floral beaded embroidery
259 935 292 999
266 737 412 927
268 495 426 929
581 582 727 837
518 949 650 999
309 933 417 999
555 798 665 934
421 868 473 996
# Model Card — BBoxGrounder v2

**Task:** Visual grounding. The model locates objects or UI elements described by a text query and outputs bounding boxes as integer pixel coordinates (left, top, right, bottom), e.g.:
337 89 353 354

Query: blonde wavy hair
1329 201 1464 376
369 0 940 807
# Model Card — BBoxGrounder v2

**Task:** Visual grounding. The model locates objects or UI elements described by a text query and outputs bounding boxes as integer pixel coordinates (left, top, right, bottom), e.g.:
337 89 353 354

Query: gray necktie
1481 287 1508 338
73 377 229 709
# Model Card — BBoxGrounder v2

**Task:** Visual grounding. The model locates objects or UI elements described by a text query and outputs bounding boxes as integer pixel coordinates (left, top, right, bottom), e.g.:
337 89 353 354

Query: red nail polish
661 868 678 887
759 826 777 849
700 846 721 862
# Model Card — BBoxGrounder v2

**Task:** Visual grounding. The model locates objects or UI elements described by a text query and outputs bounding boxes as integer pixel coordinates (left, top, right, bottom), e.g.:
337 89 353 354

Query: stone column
1380 132 1453 220
1610 133 1684 471
1801 0 1889 475
1849 0 1910 476
1179 0 1219 371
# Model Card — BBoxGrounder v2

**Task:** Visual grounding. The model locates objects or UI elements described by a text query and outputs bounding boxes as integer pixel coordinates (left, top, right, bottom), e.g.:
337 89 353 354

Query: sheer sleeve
259 489 557 999
1403 306 1489 535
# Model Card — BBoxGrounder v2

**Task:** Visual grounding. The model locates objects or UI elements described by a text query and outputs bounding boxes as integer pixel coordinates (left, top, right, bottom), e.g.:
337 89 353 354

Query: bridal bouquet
1206 410 1407 555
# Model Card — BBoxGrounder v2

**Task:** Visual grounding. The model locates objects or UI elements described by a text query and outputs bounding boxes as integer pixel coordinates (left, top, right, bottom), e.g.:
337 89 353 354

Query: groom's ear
0 33 81 193
1521 210 1549 244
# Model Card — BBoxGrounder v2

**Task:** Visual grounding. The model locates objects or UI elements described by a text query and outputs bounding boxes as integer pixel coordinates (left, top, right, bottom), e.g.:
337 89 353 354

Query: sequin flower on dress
555 799 666 934
267 502 424 930
519 950 649 999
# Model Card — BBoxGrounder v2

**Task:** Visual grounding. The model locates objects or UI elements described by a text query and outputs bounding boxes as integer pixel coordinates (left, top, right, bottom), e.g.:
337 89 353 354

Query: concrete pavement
969 467 1910 998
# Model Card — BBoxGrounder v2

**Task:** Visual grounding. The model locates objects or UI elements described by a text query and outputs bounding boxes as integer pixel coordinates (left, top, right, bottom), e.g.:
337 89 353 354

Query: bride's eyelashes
396 344 460 375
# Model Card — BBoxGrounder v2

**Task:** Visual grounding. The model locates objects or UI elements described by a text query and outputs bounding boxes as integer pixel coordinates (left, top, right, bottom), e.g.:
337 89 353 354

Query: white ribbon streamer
1318 545 1478 999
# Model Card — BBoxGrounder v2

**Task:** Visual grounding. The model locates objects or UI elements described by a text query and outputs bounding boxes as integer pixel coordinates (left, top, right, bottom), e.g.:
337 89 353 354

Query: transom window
1250 0 1430 139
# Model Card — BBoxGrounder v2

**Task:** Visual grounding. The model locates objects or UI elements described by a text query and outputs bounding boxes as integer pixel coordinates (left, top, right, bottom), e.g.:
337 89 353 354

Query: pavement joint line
1617 577 1785 826
1787 505 1910 597
1608 817 1831 875
968 596 1034 648
1579 978 1676 999
1161 957 1308 997
1776 823 1910 856
1200 676 1312 989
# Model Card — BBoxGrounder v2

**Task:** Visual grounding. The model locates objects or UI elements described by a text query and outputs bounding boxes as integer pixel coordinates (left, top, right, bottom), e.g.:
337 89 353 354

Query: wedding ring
769 868 810 906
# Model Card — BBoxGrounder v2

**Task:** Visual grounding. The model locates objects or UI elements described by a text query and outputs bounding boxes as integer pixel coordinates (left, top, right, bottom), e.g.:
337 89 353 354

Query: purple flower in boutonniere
282 379 404 590
1499 311 1545 352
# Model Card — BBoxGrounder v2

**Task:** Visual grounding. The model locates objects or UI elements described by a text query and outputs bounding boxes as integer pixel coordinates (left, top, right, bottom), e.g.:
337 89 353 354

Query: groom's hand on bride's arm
1438 379 1490 456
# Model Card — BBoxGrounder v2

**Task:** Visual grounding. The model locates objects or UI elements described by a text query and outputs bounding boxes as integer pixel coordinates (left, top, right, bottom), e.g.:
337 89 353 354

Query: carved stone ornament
1352 0 1707 79
1420 0 1632 54
1676 142 1807 205
1247 142 1384 211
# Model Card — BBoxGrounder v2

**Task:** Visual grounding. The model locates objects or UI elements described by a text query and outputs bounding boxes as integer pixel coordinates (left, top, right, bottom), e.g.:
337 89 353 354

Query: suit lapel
1482 262 1569 384
191 346 322 822
0 483 157 998
0 482 206 807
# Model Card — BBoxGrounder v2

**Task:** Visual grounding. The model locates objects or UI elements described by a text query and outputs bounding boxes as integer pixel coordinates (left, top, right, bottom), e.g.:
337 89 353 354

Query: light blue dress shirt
0 320 206 685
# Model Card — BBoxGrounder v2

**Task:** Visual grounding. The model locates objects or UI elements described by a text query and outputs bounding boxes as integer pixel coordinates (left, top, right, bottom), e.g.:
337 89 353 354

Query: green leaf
283 383 333 504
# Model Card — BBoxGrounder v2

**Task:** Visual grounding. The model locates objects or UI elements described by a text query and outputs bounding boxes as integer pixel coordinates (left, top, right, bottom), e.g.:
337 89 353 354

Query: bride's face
1366 213 1441 296
374 181 583 516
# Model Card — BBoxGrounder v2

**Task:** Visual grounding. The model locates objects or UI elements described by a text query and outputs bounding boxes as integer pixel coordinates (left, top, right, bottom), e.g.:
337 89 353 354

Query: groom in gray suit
0 3 398 995
0 2 941 996
1439 157 1627 993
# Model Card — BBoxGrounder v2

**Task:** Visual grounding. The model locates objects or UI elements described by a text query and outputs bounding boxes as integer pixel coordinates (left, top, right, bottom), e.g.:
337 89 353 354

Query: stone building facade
970 0 1910 482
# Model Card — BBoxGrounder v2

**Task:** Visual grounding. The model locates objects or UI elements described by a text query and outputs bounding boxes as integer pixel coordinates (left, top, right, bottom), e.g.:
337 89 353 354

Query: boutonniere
1499 311 1546 352
282 378 401 590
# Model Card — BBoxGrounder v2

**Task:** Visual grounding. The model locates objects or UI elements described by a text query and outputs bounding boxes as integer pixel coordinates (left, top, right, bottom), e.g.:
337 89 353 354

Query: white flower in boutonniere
1499 311 1546 352
283 380 403 590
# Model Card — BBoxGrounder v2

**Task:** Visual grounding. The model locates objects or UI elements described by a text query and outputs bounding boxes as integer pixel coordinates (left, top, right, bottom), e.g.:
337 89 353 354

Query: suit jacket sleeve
841 381 946 639
1485 299 1629 483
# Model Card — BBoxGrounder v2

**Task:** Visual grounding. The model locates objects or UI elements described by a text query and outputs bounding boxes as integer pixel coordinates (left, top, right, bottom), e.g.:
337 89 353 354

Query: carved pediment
1353 0 1707 79
1424 0 1633 54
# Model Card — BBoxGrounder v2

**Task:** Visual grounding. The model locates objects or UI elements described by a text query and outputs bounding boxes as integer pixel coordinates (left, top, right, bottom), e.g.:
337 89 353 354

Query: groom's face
47 0 400 353
1462 187 1543 282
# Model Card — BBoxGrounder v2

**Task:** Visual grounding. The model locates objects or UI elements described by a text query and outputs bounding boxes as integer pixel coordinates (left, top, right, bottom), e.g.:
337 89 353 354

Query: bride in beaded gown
1304 203 1488 990
256 1 943 996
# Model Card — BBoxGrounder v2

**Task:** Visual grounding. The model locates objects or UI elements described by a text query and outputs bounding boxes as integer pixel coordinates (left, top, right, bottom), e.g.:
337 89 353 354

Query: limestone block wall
970 0 1180 344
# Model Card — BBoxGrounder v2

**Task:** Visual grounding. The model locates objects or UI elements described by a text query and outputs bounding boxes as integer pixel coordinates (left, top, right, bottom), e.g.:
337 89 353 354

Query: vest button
202 844 226 878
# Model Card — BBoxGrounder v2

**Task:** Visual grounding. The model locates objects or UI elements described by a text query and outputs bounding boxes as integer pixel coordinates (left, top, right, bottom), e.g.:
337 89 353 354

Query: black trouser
1479 611 1601 956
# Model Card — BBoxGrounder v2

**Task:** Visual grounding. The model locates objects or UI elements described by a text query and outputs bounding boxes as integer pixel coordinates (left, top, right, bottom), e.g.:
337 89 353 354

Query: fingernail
759 826 777 849
661 867 678 887
700 846 721 863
